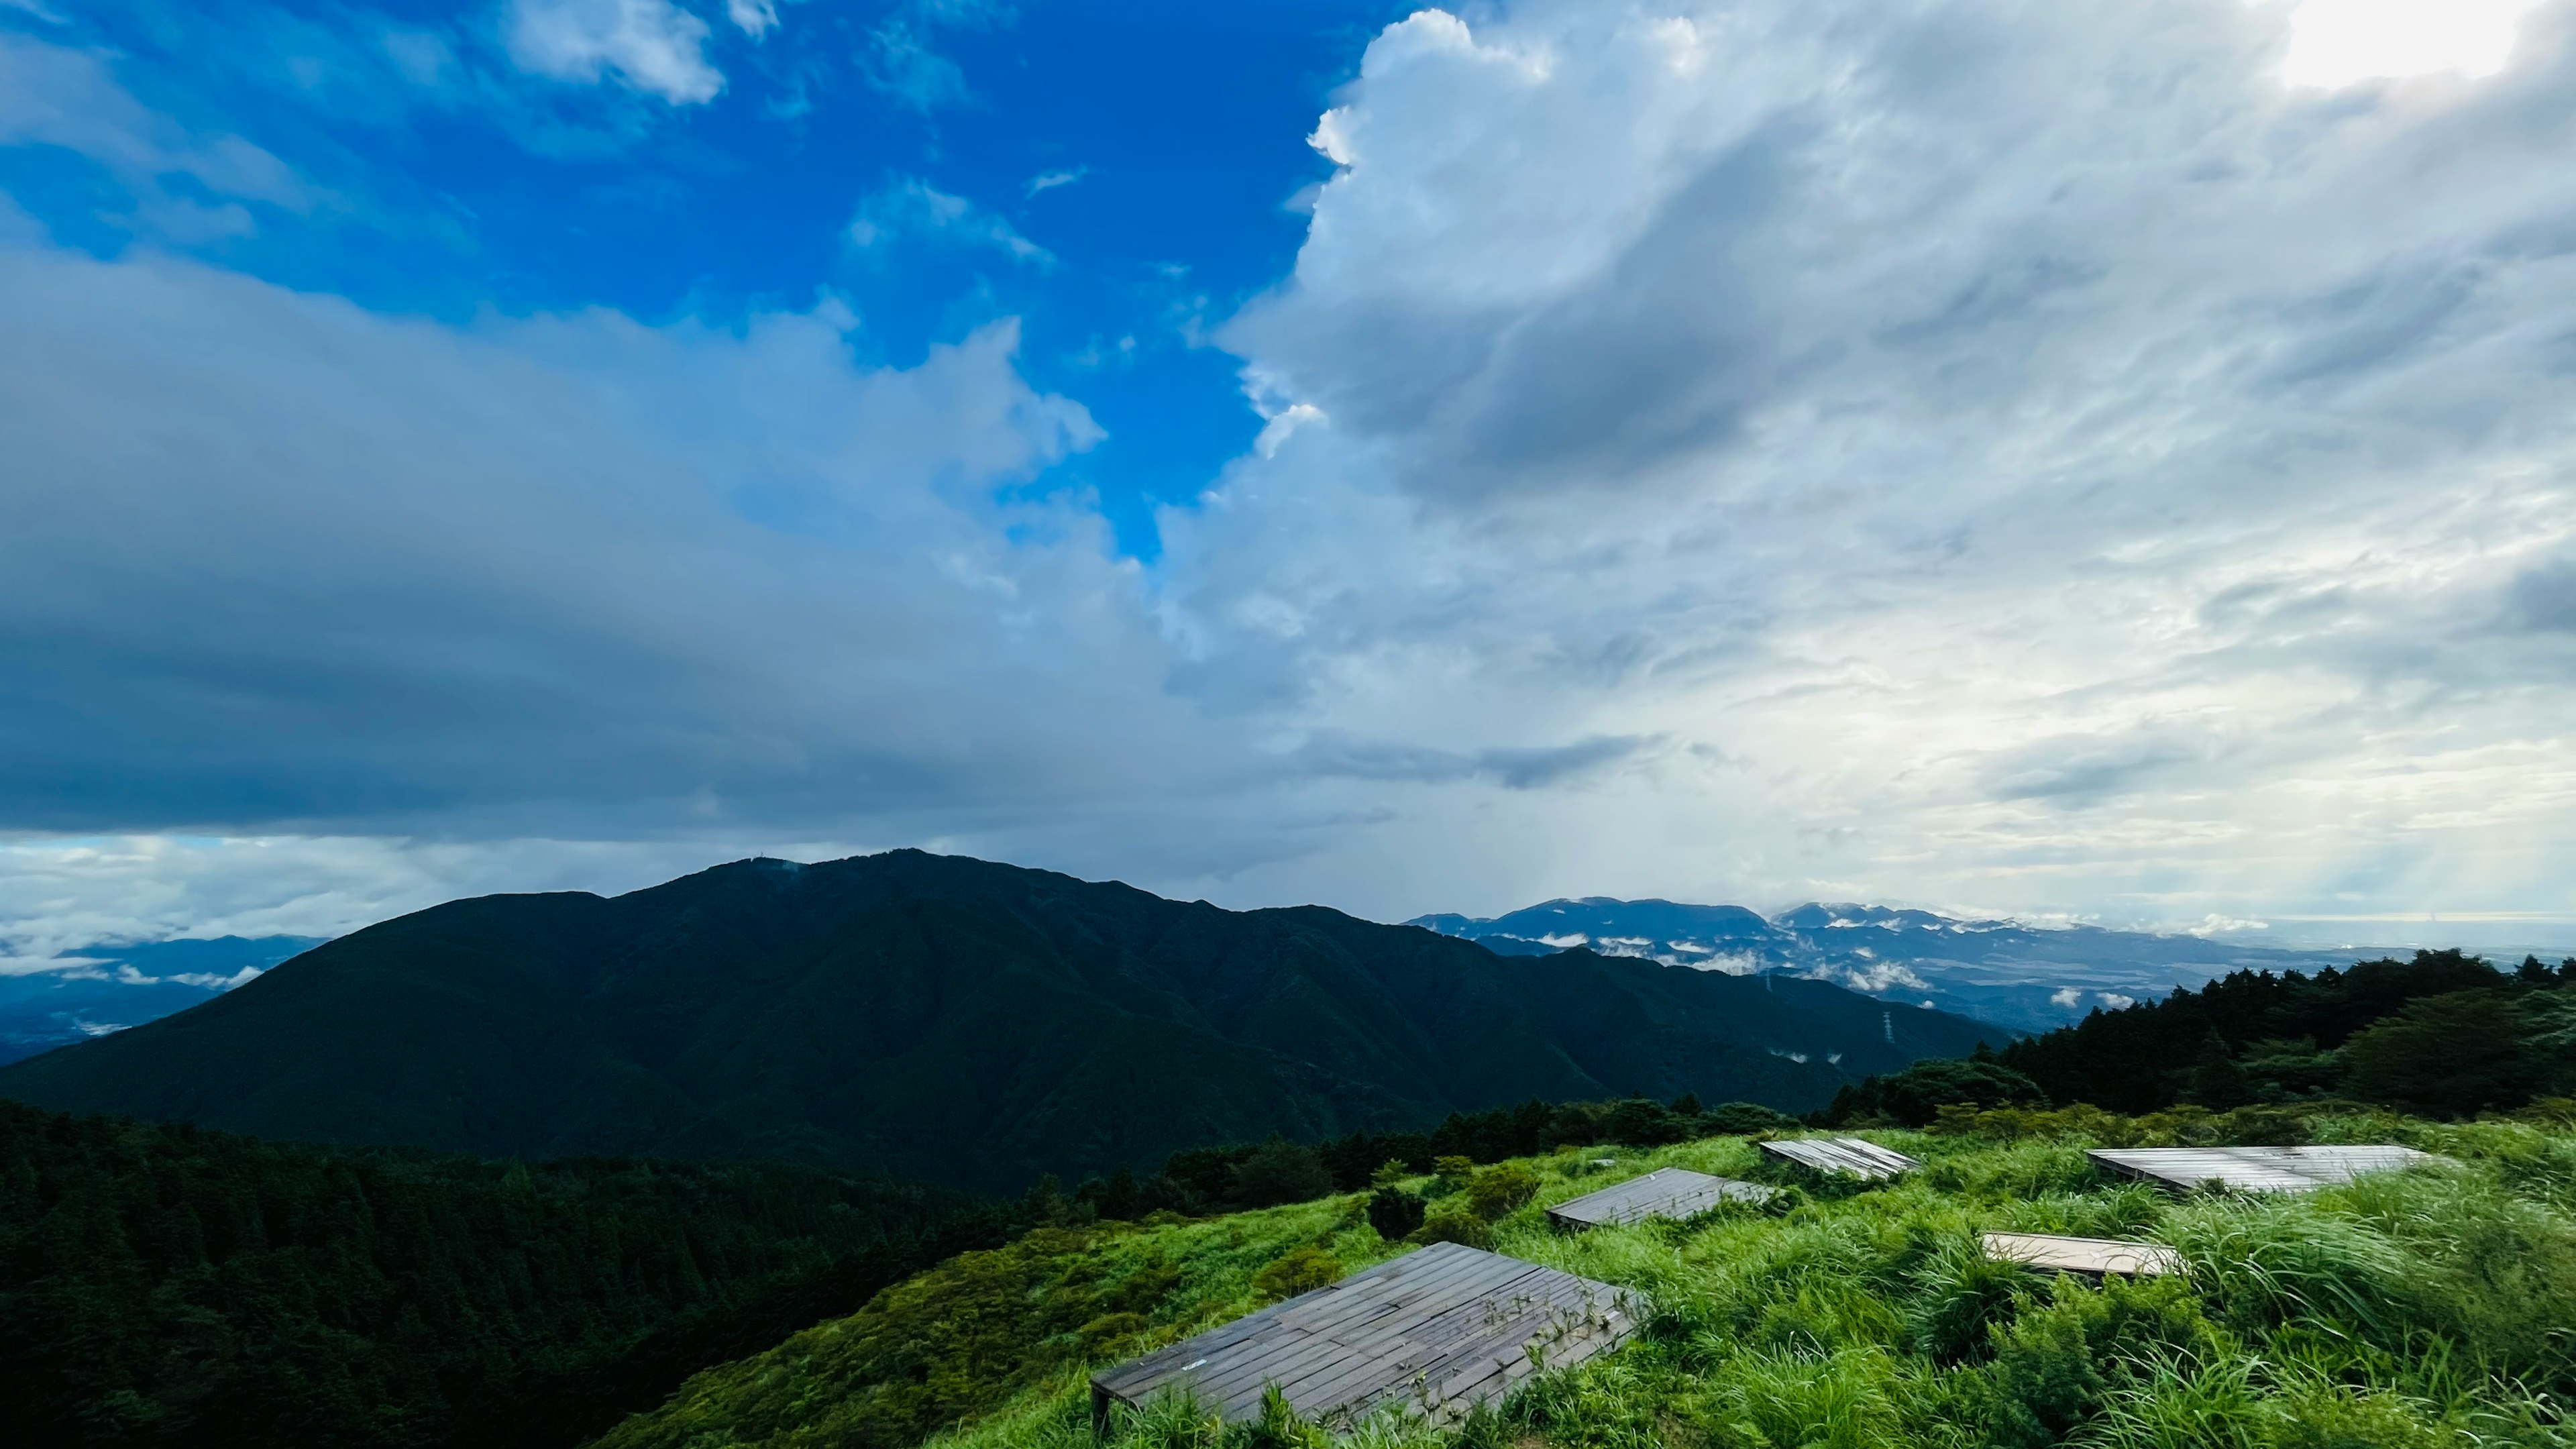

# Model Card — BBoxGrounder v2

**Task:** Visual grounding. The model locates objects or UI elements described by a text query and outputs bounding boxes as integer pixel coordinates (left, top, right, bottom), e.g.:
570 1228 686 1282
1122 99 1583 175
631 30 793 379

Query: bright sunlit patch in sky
2277 0 2542 87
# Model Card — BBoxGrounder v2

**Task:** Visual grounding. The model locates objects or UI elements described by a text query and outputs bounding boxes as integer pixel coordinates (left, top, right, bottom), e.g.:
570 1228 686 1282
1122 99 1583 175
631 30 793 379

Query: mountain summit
0 852 1993 1192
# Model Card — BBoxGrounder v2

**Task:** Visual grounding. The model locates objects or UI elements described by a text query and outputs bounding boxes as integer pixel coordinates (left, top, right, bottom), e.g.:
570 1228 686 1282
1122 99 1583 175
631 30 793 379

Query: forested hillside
1997 950 2576 1115
0 1102 1008 1448
0 851 1994 1191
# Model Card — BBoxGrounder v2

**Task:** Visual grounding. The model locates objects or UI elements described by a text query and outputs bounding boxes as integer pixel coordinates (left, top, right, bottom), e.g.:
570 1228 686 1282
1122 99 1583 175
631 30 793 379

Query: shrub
1366 1186 1426 1240
1465 1163 1539 1221
1414 1203 1493 1250
1251 1246 1344 1301
1985 1275 2222 1446
1829 1059 2049 1128
1705 1101 1801 1134
1231 1140 1334 1208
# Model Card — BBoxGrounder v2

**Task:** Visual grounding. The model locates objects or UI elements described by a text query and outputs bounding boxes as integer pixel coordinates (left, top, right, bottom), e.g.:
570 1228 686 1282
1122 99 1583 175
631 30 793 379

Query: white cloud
504 0 723 105
166 966 269 990
848 176 1052 264
726 0 779 40
2280 0 2546 88
1024 167 1086 197
1154 0 2576 924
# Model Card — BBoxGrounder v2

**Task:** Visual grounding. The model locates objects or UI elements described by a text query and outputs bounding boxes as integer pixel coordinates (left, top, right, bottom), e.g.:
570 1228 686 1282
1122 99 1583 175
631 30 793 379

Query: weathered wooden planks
1089 1242 1644 1433
1759 1136 1921 1181
1982 1230 2184 1277
1546 1167 1774 1230
2088 1145 2441 1194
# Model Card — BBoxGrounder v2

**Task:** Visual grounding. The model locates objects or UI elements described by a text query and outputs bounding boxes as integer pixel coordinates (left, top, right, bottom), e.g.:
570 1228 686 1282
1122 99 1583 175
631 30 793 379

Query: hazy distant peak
1413 894 2386 1035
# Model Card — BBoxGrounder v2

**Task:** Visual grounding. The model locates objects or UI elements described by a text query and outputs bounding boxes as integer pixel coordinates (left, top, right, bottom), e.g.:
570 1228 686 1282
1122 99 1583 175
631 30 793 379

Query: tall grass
602 1122 2576 1449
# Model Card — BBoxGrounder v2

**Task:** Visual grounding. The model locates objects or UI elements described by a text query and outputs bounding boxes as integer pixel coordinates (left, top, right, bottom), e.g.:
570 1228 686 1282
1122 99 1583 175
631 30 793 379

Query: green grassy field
596 1108 2576 1449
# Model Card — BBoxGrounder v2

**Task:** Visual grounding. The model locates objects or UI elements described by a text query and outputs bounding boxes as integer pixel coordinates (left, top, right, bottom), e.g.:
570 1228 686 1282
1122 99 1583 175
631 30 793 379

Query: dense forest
1823 950 2576 1125
0 1102 1019 1448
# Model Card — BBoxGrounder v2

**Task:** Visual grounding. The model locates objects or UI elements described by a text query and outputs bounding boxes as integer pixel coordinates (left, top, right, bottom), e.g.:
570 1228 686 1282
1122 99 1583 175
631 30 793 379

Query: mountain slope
1414 896 2384 1032
0 851 1994 1192
593 1114 2576 1449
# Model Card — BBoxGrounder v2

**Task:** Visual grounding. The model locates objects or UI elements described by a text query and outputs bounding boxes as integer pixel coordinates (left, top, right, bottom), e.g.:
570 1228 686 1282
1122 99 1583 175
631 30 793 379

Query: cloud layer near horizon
5 0 2576 950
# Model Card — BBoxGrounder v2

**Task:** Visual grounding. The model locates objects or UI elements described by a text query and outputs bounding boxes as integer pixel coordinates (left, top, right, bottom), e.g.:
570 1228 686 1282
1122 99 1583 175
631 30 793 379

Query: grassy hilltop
597 1106 2576 1449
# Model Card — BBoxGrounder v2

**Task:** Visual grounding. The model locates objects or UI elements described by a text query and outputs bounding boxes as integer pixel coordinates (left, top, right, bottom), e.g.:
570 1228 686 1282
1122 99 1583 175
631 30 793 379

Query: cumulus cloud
504 0 723 104
1159 0 2576 921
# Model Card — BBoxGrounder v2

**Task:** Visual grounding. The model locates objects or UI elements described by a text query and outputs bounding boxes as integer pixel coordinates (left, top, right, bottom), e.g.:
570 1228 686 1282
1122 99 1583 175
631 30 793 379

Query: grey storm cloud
0 226 1179 838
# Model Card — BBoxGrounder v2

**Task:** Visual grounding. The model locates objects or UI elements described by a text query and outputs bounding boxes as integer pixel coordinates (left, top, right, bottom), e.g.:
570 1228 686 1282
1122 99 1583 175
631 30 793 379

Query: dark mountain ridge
0 851 1995 1192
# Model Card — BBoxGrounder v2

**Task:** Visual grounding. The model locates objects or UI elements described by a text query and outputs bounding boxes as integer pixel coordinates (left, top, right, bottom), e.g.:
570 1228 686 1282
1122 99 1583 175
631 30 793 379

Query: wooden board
2088 1144 2440 1194
1546 1167 1773 1229
1982 1230 2183 1277
1089 1242 1643 1433
1759 1136 1921 1181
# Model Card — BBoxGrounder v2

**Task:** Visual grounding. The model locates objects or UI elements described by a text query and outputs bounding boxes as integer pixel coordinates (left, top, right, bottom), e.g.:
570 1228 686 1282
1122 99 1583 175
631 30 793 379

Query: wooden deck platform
1758 1136 1921 1181
2088 1144 2440 1194
1089 1242 1642 1433
1546 1167 1774 1229
1982 1230 2184 1277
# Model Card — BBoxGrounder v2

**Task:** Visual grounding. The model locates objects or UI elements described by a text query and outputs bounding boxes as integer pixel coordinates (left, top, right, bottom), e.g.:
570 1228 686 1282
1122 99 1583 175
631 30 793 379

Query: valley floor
594 1109 2576 1449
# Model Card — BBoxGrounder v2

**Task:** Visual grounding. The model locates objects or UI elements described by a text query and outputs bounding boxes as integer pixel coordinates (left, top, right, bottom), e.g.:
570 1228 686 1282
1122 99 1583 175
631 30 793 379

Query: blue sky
7 0 1405 553
4 0 2576 961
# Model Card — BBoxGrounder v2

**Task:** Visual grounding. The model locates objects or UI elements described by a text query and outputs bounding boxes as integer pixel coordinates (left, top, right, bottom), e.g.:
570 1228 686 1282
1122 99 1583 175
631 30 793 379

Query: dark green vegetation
0 851 1993 1193
1992 949 2576 1117
1819 1053 2049 1128
0 1100 1014 1449
1114 1096 1802 1219
594 1104 2576 1449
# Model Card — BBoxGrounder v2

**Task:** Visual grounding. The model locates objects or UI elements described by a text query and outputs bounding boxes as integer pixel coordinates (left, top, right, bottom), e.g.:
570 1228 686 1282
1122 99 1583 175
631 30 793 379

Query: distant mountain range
1410 898 2373 1032
0 936 325 1067
0 852 1996 1193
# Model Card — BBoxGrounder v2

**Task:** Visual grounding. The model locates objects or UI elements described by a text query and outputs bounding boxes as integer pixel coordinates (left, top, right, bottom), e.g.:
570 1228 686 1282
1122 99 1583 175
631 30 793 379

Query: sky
3 0 2575 960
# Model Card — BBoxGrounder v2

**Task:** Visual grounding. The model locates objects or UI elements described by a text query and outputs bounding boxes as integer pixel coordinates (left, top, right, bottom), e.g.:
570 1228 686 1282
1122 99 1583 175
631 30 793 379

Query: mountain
1411 898 2380 1032
0 934 325 1067
0 851 1995 1193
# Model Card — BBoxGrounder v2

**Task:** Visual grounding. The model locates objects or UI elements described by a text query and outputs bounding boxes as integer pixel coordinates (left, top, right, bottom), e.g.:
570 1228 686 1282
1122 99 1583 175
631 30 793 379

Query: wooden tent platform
1982 1230 2184 1277
1759 1136 1921 1181
1090 1242 1643 1433
2088 1145 2439 1194
1546 1167 1774 1229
